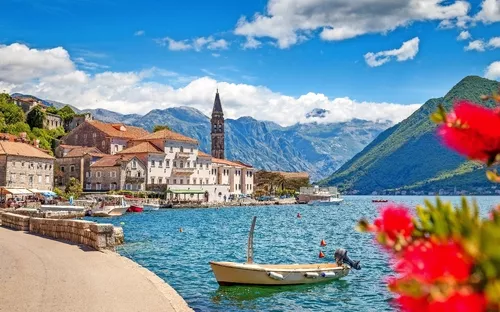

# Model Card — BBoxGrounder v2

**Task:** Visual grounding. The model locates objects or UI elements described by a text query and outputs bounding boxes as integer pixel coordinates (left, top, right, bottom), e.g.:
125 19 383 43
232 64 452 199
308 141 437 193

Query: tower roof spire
212 89 223 114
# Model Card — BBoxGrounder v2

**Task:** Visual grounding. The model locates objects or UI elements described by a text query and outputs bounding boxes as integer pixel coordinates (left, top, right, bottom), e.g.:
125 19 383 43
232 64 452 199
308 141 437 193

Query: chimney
34 139 40 148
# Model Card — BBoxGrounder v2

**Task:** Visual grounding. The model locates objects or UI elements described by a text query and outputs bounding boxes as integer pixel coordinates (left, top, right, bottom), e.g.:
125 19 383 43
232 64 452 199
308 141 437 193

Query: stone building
54 145 105 189
65 113 93 132
61 120 149 155
0 140 55 191
43 113 64 130
88 155 146 191
13 96 45 113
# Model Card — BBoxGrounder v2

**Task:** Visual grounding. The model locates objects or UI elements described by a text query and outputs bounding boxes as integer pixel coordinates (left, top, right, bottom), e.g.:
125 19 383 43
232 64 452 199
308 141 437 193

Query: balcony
172 167 195 176
175 152 191 159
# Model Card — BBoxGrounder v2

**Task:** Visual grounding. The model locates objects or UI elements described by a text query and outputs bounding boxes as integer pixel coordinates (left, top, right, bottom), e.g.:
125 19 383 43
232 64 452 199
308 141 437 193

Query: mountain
320 76 500 194
12 94 390 181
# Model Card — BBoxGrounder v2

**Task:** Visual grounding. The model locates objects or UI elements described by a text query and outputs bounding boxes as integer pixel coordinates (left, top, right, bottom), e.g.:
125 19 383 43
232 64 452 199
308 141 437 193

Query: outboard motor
334 248 361 270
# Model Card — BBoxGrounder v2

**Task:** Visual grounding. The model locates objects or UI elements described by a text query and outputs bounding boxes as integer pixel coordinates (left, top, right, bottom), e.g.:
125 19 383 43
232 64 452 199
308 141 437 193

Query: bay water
88 196 499 312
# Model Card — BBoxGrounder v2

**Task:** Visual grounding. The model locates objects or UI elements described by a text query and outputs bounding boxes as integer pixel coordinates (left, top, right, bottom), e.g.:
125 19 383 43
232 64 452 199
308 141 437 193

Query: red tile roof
117 142 164 154
0 133 18 142
64 146 104 158
0 141 54 159
90 154 138 167
87 120 149 140
212 158 248 168
134 129 198 144
197 151 212 158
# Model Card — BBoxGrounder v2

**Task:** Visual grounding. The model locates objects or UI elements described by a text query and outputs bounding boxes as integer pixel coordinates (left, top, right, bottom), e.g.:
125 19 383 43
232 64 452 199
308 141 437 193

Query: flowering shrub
358 91 500 311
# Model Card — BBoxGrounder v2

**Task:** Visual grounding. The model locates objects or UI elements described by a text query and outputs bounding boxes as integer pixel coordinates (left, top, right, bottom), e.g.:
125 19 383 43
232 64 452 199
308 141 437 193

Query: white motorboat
308 196 344 206
91 195 129 217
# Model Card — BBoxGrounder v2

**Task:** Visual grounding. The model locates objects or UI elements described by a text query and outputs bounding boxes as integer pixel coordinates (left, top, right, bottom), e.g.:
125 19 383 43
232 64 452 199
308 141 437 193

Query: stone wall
0 212 122 250
1 213 30 231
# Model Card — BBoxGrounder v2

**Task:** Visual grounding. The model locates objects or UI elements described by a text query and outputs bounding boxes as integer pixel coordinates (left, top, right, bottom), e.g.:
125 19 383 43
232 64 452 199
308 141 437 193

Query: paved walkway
0 227 193 312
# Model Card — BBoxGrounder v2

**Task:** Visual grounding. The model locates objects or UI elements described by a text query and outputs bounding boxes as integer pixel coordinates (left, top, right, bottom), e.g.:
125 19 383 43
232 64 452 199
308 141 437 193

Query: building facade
62 120 149 154
0 140 55 190
89 155 146 191
44 113 64 130
54 145 104 189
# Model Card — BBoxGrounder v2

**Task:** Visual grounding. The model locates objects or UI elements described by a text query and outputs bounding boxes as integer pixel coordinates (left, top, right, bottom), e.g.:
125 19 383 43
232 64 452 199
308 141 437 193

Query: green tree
153 125 171 132
46 106 59 114
26 106 46 129
0 93 25 124
57 105 75 122
65 177 82 199
3 122 30 135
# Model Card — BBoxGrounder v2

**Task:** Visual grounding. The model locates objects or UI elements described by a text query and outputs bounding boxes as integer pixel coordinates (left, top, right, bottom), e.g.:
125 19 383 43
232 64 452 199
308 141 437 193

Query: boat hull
209 261 349 286
93 207 128 217
308 198 344 206
127 205 143 213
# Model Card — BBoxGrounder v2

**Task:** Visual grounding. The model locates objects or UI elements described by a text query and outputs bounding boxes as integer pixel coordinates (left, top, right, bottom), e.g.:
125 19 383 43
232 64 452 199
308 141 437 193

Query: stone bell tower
211 89 224 159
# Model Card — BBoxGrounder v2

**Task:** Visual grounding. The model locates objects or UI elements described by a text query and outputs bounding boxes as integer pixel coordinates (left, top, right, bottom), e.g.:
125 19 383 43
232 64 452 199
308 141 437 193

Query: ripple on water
87 196 499 312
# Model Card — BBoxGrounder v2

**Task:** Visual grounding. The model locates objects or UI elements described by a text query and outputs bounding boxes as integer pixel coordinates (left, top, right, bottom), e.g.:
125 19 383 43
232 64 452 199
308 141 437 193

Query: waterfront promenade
0 227 193 312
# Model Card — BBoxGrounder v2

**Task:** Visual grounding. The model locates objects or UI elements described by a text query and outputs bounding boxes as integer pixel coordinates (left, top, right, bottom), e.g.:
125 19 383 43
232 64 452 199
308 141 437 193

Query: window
169 146 173 152
151 160 155 167
180 161 183 168
199 163 202 169
180 179 183 185
158 160 163 168
137 171 141 177
186 179 190 184
38 175 42 183
126 184 132 190
96 171 102 178
206 163 209 169
70 165 75 172
180 146 184 153
205 178 209 184
101 140 105 148
200 180 202 185
45 176 49 184
132 160 137 169
173 179 177 184
159 177 163 184
151 177 155 184
185 161 189 168
12 161 15 167
86 183 91 190
193 178 197 184
173 161 177 168
166 160 170 168
96 183 101 190
21 161 25 167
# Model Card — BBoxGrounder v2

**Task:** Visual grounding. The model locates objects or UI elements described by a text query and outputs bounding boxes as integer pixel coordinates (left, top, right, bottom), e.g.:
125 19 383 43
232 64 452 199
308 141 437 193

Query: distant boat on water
372 199 389 203
298 186 344 206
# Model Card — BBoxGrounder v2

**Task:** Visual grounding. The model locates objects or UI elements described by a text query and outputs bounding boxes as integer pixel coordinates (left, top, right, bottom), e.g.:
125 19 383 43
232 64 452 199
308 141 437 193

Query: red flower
438 101 500 163
428 291 487 312
373 205 414 240
396 292 486 312
396 241 472 283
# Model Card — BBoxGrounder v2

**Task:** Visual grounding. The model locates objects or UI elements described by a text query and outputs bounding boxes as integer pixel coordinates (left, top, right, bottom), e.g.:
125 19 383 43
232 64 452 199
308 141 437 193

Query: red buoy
319 251 325 258
320 239 327 247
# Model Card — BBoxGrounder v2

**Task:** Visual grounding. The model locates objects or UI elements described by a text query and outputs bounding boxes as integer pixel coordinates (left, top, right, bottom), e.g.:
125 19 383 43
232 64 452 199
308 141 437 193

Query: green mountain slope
320 76 500 194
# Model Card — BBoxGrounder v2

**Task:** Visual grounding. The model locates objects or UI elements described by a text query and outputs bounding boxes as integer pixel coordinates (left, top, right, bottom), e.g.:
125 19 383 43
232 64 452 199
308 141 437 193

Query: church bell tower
211 89 225 159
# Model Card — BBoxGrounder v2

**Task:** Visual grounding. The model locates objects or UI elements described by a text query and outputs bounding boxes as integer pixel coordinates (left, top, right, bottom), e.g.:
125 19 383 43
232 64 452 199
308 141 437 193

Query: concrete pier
0 227 193 312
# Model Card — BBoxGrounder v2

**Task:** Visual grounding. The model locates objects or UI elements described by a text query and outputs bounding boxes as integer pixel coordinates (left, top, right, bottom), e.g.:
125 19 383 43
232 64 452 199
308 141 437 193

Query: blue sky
0 0 499 125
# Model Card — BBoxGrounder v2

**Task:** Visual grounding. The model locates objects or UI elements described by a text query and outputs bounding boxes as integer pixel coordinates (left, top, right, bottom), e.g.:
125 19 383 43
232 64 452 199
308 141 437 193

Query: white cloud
0 43 74 83
476 0 500 23
242 37 262 49
74 57 109 70
485 61 500 79
0 43 421 126
457 30 471 40
212 53 221 58
464 36 500 51
488 36 500 48
364 37 420 67
156 36 229 51
155 37 192 51
134 30 145 36
234 0 470 48
465 39 486 51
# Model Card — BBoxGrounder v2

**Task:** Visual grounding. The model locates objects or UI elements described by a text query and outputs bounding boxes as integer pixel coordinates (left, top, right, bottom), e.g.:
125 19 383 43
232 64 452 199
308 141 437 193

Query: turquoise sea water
88 196 499 312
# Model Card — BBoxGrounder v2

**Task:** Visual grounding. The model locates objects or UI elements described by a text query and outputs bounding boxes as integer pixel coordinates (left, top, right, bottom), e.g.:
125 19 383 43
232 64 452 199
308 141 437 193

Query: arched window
180 146 184 152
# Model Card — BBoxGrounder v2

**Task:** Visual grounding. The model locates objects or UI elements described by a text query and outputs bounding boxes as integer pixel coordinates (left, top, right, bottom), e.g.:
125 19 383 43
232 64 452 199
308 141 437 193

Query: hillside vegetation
320 76 500 194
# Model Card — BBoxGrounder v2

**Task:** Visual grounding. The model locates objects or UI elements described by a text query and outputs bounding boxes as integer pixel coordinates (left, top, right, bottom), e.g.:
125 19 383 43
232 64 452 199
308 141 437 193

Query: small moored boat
127 205 144 213
210 217 360 286
372 199 389 203
92 195 129 217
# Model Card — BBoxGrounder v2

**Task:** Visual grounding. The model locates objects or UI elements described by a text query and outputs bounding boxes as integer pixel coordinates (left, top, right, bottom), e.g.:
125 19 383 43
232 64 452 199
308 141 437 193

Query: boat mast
246 216 257 264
